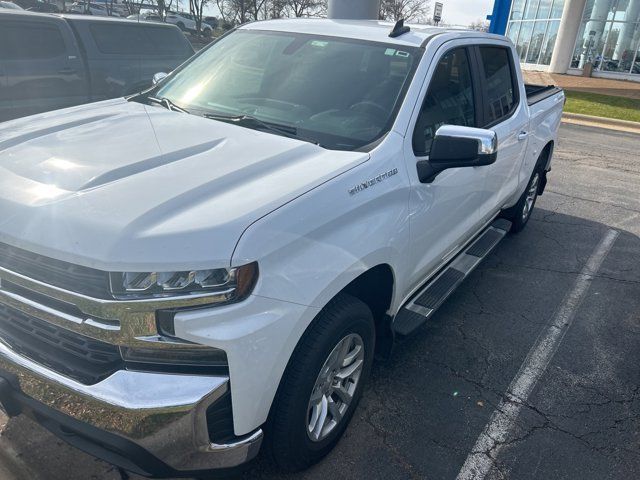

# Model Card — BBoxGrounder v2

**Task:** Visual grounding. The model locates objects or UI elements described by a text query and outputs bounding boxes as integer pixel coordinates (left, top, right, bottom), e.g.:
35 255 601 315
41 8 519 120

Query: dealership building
488 0 640 81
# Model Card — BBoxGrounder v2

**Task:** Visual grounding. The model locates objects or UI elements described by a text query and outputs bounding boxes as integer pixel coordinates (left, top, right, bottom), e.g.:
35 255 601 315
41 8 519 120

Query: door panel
476 45 530 208
405 46 493 291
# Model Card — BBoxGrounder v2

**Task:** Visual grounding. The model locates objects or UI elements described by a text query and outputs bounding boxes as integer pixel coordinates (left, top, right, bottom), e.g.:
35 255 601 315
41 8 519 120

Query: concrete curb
562 112 640 134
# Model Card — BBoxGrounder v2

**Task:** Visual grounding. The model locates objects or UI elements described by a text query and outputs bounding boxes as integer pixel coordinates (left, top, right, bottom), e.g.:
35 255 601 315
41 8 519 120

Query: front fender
232 133 411 311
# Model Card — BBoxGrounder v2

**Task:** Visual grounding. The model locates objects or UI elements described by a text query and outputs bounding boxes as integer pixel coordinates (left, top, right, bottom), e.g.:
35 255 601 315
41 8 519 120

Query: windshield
152 29 422 150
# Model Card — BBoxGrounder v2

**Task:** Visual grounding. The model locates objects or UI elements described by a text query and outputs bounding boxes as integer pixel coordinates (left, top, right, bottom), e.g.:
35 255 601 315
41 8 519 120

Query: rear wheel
268 294 375 472
502 163 543 233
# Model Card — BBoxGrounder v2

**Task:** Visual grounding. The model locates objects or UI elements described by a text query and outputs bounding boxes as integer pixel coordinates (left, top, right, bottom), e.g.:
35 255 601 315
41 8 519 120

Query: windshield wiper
146 96 189 114
202 113 321 146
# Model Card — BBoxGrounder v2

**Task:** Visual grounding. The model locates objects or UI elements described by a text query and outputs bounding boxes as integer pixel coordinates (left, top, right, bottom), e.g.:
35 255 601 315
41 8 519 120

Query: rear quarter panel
526 90 565 176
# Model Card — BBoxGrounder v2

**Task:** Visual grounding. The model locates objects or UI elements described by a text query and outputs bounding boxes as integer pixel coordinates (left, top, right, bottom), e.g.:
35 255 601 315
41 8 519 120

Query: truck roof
241 18 481 47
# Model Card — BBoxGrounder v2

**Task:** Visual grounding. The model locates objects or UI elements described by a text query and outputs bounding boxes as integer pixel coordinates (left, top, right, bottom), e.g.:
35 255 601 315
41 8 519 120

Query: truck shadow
243 207 640 479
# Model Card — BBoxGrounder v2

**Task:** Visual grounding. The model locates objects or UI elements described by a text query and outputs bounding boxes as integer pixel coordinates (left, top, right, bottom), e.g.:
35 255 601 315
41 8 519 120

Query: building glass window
538 0 553 19
524 0 541 19
526 21 549 63
550 0 565 17
507 21 522 44
509 0 527 20
511 0 527 20
506 0 566 66
571 0 640 75
516 21 534 58
540 20 561 64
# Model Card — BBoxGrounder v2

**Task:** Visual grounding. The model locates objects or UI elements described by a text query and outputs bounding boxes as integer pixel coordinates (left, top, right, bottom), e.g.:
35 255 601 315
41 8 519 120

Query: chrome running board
392 218 512 336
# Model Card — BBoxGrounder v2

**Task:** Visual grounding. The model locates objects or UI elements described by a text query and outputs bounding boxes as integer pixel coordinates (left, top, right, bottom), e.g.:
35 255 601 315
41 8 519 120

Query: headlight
109 262 258 301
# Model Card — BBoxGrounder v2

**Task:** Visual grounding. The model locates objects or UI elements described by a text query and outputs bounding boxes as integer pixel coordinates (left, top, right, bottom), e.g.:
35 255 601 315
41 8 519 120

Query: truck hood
0 99 368 271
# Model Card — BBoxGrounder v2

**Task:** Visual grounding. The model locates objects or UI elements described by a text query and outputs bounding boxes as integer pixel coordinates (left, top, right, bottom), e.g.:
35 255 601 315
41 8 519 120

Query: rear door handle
517 131 528 141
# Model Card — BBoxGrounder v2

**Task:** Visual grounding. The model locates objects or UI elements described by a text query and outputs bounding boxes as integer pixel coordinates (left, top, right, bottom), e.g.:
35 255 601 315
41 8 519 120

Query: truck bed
525 84 563 106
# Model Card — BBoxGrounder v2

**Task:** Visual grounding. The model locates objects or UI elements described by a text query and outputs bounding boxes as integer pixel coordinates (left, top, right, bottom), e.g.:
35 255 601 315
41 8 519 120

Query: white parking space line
456 228 619 480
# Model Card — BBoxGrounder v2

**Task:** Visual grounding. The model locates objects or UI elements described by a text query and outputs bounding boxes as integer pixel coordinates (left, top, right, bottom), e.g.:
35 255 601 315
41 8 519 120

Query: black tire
176 21 185 31
502 159 545 233
267 293 375 472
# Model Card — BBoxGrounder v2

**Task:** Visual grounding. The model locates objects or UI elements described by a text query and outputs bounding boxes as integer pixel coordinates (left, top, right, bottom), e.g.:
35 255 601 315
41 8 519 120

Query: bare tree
190 0 211 33
215 0 325 25
153 0 176 20
287 0 324 17
379 0 430 23
247 0 268 20
267 0 289 18
468 19 489 32
216 0 250 24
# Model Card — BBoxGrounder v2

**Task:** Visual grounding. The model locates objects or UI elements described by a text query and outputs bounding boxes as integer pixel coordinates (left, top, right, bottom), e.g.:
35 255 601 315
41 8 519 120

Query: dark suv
0 10 194 122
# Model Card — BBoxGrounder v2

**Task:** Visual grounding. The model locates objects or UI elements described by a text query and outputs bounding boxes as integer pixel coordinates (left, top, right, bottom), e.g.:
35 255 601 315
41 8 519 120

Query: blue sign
487 0 513 35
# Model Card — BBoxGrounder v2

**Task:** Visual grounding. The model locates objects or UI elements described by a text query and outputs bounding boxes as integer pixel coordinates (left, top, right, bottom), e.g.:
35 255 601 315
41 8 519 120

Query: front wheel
267 294 375 472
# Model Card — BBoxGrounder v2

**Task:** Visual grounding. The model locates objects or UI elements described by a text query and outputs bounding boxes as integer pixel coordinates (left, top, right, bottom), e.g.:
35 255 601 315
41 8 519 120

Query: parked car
126 11 162 23
68 1 108 16
166 10 212 36
12 0 59 12
0 10 194 122
0 19 564 477
0 1 23 9
203 15 218 29
69 1 129 16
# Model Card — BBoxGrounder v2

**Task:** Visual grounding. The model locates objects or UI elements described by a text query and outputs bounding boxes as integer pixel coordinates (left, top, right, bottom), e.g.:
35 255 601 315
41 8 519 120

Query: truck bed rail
525 84 563 106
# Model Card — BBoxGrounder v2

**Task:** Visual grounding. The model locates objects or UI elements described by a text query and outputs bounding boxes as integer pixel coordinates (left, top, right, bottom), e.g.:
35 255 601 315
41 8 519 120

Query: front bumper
0 340 262 477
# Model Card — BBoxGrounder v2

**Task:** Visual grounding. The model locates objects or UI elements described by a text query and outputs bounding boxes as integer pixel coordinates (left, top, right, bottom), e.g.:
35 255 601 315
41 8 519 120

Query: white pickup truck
0 19 563 477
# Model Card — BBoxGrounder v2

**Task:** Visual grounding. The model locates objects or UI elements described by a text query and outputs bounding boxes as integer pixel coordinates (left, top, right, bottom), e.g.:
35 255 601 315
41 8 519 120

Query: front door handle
517 131 528 141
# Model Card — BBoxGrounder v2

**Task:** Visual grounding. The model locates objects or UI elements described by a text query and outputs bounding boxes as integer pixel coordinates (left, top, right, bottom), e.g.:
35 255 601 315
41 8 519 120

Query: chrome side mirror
152 72 168 85
417 125 498 183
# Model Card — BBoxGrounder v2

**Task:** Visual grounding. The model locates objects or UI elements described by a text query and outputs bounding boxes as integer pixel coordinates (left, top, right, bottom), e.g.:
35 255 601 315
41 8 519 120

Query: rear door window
89 23 189 56
0 22 66 60
478 46 518 125
90 24 153 55
144 27 191 56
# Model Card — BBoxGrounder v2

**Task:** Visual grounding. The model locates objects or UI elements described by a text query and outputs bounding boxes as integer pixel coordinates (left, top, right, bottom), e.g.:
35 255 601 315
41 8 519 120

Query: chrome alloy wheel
306 333 365 442
522 172 540 222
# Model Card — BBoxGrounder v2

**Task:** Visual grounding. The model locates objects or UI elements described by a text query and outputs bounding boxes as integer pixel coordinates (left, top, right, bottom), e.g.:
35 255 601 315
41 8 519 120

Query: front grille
0 242 111 299
0 303 123 385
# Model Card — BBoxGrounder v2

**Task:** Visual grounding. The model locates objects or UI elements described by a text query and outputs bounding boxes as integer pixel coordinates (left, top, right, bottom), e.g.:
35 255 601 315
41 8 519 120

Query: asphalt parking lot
0 122 638 480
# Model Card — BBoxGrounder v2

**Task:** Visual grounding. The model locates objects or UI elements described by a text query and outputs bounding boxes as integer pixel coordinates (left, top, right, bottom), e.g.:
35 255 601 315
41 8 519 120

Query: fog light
120 345 227 368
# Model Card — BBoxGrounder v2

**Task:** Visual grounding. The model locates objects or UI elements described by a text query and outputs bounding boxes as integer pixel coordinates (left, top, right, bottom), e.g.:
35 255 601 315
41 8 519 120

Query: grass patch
564 90 640 123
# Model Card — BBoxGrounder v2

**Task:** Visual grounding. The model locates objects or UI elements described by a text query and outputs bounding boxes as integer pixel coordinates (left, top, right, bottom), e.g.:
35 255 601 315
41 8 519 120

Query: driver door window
412 48 476 156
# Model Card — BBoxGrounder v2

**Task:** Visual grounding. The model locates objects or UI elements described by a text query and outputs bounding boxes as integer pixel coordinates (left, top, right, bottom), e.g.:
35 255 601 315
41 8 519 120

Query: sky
441 0 495 27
